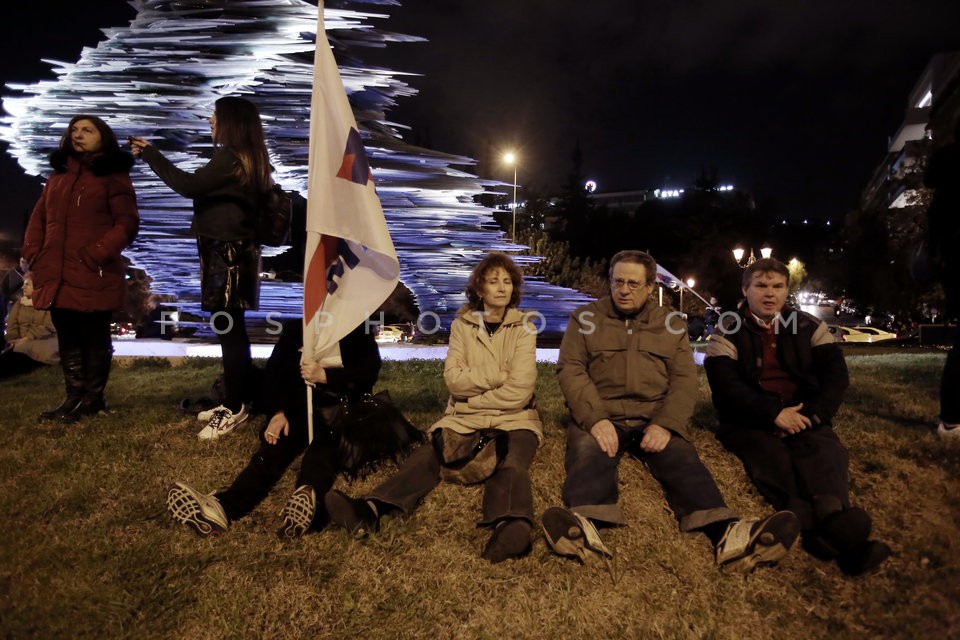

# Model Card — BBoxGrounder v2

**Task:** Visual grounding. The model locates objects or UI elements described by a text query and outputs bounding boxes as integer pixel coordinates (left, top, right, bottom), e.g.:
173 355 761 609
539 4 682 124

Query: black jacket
257 319 381 421
704 306 848 433
140 146 259 241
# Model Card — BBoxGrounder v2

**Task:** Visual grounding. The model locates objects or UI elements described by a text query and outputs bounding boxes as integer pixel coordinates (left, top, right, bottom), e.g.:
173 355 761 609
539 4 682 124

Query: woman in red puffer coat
22 115 139 423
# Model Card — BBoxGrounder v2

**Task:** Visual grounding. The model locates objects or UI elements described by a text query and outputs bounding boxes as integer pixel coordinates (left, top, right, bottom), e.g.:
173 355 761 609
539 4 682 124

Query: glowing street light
503 152 518 239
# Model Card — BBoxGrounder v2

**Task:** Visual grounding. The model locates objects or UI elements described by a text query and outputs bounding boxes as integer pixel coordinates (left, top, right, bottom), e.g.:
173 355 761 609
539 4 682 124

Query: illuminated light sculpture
0 0 590 335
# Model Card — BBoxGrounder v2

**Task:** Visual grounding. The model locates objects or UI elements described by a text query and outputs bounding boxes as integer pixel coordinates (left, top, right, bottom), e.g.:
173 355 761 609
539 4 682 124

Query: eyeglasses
610 278 647 291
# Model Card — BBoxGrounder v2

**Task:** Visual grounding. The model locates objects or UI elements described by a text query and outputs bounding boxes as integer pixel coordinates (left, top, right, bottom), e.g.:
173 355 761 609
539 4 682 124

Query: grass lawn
0 351 956 639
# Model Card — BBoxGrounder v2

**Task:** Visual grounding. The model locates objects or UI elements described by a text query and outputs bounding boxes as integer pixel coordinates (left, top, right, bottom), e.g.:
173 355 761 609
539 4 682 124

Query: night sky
3 0 960 246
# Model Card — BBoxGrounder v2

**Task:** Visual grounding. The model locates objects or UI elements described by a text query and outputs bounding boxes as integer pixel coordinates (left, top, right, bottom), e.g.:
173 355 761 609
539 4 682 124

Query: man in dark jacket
541 250 800 573
704 258 891 575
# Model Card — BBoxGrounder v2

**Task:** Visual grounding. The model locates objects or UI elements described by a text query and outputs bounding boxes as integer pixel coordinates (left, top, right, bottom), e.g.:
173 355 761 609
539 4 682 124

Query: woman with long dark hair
23 115 139 422
131 96 272 440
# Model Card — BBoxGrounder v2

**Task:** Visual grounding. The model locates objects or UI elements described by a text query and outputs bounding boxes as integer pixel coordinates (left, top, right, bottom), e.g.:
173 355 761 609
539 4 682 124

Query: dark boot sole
482 519 532 563
323 490 377 537
38 399 83 422
60 400 106 423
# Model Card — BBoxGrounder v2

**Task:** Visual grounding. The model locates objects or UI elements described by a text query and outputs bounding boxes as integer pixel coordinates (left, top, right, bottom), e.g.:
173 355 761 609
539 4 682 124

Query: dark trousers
50 308 112 401
0 349 45 379
718 427 850 531
370 429 539 526
211 308 250 413
215 414 338 528
50 308 112 354
561 422 737 531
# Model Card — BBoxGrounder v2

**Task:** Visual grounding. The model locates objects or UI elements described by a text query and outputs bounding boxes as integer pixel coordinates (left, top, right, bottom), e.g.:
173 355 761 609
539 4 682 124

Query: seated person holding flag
166 317 418 538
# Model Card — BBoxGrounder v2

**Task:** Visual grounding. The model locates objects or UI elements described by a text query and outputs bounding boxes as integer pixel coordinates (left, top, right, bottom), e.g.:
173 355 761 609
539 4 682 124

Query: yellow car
828 325 897 343
375 325 405 343
849 326 898 342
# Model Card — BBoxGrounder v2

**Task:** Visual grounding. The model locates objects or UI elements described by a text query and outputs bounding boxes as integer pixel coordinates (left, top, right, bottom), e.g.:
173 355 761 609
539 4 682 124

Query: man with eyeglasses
704 257 891 575
541 250 801 573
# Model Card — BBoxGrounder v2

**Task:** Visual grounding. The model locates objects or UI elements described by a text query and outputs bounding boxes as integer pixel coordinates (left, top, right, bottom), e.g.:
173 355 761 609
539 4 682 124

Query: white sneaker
716 511 800 573
166 481 228 537
196 405 219 423
197 404 249 440
938 422 960 440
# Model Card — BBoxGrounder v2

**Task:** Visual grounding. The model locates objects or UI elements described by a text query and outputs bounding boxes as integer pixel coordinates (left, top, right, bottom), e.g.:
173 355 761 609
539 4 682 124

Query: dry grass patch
0 353 957 639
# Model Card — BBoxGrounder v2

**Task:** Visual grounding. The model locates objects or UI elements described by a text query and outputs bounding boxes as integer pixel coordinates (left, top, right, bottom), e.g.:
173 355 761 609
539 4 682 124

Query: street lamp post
733 245 772 268
679 277 695 315
503 152 518 239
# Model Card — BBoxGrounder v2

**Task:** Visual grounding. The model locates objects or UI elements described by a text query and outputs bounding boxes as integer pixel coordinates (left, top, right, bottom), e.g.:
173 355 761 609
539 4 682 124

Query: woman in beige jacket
1 273 59 379
325 253 542 563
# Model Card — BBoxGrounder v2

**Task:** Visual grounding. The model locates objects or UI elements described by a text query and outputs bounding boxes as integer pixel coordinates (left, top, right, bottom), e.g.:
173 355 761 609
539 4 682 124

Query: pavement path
112 338 708 365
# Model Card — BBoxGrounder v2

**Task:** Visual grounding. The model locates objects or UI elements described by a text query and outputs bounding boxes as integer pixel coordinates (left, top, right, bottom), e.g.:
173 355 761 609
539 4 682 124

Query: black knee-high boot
62 346 112 423
39 346 84 421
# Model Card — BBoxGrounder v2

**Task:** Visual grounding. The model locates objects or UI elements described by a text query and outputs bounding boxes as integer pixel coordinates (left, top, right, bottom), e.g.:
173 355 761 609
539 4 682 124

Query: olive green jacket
557 297 696 440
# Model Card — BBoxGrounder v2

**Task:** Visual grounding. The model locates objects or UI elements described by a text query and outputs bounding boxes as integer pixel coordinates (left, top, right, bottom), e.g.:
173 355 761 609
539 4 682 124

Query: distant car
827 325 896 343
375 325 404 343
385 324 414 342
110 321 136 339
849 326 898 342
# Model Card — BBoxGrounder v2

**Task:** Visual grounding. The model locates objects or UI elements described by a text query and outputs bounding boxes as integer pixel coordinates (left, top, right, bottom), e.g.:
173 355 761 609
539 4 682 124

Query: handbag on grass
318 389 424 479
431 428 509 485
